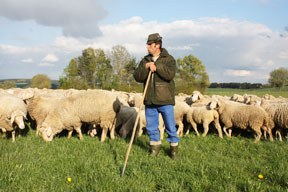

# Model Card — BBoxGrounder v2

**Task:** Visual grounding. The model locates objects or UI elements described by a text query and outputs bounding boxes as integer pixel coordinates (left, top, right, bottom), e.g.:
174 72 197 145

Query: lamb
209 99 273 143
186 105 223 138
0 94 27 142
38 90 124 142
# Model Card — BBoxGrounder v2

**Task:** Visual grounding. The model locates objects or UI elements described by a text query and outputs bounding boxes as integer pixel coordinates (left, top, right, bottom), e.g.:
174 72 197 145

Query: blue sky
0 0 287 83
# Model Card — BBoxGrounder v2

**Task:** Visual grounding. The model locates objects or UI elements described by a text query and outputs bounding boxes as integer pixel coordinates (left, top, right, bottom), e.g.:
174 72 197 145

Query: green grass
1 129 288 192
205 87 288 98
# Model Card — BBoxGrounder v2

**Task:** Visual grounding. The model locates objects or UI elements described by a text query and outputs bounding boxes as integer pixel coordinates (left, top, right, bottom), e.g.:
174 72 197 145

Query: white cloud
224 70 252 77
1 16 288 83
42 54 58 62
0 0 107 38
38 63 55 67
21 58 34 63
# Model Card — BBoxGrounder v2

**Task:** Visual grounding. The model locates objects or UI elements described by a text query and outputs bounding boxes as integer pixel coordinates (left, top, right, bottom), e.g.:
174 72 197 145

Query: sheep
230 93 245 103
0 95 27 142
114 105 139 138
127 92 143 108
243 94 261 105
190 90 211 106
186 105 223 138
38 90 124 142
174 98 191 137
26 94 64 136
260 99 288 141
209 99 273 143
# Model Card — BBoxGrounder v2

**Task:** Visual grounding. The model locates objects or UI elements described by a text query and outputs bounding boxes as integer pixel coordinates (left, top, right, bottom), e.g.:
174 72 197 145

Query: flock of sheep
0 88 288 143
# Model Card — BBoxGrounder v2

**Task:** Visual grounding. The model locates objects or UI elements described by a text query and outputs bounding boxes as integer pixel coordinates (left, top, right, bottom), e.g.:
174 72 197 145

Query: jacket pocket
155 82 173 102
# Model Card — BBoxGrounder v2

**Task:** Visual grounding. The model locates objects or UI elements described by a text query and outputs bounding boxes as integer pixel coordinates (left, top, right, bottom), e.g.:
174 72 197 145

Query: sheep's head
39 124 54 141
209 99 219 110
191 91 201 102
9 110 27 129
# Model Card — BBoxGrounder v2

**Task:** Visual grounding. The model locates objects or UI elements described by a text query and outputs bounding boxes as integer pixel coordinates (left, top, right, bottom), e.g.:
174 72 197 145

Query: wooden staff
121 70 152 177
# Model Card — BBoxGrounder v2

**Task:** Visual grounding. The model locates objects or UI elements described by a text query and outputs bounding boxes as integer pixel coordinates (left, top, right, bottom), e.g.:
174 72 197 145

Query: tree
0 80 16 89
58 58 89 89
176 54 210 93
268 67 288 88
31 74 51 88
59 47 112 89
109 45 133 86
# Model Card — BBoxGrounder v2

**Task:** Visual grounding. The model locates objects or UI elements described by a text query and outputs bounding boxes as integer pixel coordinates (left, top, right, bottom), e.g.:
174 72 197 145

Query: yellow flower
258 174 264 179
67 177 72 182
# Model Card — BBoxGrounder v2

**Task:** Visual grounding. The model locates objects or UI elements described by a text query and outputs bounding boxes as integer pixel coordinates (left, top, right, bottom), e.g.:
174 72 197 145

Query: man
133 33 180 159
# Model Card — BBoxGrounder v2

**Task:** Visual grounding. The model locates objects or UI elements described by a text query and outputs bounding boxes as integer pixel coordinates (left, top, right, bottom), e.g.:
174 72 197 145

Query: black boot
150 145 161 157
170 145 178 160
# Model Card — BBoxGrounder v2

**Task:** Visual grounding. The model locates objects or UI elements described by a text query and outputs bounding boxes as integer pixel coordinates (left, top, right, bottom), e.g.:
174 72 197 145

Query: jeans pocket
155 82 172 102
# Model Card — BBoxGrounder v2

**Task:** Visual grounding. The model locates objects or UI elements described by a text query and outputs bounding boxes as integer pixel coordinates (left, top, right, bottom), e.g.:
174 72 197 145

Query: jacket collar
145 48 169 61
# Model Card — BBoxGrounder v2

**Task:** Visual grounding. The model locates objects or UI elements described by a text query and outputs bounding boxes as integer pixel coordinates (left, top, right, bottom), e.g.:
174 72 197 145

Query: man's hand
146 62 156 72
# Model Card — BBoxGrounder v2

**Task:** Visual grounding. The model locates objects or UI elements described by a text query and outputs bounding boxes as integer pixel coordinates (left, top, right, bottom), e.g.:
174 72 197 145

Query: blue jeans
145 105 180 144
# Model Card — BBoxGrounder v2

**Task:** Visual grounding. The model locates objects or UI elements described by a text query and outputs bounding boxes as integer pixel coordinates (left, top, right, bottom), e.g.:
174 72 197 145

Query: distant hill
0 79 59 89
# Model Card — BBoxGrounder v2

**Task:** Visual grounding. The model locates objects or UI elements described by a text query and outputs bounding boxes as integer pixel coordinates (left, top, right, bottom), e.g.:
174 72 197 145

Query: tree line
1 46 288 93
58 46 210 93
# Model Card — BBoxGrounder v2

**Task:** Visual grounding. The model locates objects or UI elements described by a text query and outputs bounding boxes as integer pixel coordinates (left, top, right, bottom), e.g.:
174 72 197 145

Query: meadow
1 87 288 192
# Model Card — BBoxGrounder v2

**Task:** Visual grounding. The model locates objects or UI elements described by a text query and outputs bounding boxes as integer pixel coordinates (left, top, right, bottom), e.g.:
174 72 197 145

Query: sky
0 0 287 83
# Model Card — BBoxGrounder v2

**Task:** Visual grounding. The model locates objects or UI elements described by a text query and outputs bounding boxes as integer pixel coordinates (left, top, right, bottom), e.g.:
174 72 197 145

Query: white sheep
230 93 245 103
26 94 64 136
0 95 27 142
174 98 191 137
186 105 223 138
39 90 125 142
190 90 211 106
260 99 288 141
209 99 273 143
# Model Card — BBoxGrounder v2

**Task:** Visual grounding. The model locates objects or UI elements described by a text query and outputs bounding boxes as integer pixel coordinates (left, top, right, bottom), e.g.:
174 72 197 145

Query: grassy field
1 87 288 192
1 129 288 192
205 86 288 98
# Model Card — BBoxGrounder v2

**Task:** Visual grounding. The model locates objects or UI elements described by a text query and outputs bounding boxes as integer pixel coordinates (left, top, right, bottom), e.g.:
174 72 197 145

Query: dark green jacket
133 48 176 106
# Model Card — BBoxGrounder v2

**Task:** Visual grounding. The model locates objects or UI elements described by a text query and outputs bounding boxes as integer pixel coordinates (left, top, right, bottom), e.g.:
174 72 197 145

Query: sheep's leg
214 121 223 138
74 126 83 141
138 126 144 137
159 126 165 140
67 130 73 139
276 130 283 142
177 122 184 137
101 128 108 142
202 122 210 137
190 122 200 136
223 126 232 138
254 128 262 143
263 126 274 142
109 124 115 140
1 128 6 139
268 128 274 142
11 130 15 143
